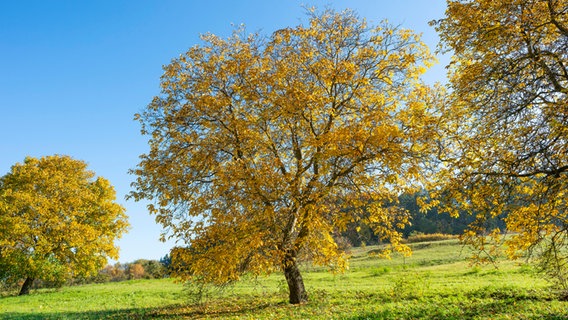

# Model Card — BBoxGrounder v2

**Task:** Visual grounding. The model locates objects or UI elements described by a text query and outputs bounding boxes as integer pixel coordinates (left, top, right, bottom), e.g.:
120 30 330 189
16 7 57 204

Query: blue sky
0 1 448 263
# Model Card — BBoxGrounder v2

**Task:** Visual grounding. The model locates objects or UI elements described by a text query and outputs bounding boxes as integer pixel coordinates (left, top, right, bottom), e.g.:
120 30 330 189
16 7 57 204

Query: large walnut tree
131 9 437 304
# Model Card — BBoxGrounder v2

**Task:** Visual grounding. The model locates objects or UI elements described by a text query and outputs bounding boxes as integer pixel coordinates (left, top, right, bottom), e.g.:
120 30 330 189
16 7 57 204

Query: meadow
1 239 567 319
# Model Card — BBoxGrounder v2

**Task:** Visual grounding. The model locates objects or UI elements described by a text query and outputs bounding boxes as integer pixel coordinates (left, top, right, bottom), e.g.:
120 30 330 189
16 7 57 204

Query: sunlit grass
1 239 566 319
0 279 186 319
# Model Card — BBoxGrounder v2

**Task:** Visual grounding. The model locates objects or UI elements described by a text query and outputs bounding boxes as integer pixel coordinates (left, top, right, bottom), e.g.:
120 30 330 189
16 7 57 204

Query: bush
127 263 145 280
403 232 458 244
334 235 353 251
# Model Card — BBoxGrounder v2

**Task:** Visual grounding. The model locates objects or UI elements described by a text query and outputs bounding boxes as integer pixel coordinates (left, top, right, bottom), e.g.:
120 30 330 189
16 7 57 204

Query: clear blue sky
0 1 447 263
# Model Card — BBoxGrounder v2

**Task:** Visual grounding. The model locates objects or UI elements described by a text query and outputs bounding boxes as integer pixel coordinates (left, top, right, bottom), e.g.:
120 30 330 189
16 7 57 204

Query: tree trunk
19 277 34 296
283 254 308 304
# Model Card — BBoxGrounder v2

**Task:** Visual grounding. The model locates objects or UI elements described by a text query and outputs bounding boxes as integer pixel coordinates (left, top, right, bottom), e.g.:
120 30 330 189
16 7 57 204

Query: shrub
127 263 145 280
403 232 458 244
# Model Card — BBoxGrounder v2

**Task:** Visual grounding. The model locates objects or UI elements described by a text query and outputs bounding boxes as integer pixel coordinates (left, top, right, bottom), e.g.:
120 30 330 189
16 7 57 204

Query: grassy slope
1 240 567 319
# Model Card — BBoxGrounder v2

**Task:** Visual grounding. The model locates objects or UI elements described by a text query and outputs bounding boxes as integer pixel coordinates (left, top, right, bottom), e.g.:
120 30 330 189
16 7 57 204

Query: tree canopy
0 155 129 295
131 8 438 304
432 0 568 290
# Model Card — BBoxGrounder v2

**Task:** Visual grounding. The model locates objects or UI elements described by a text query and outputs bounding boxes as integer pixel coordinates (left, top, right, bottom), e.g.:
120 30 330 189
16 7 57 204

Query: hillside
1 239 566 319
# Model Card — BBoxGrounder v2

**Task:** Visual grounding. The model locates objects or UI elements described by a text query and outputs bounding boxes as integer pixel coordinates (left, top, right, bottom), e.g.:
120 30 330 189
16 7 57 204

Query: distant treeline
1 256 173 293
74 256 172 284
337 191 506 248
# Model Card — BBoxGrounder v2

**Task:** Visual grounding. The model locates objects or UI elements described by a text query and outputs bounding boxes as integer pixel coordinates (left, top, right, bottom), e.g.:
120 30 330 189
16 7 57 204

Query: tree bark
283 254 308 304
19 277 34 296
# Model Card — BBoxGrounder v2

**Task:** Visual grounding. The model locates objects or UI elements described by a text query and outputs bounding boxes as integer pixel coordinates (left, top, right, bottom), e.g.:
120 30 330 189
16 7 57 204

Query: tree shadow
1 300 285 319
348 298 568 320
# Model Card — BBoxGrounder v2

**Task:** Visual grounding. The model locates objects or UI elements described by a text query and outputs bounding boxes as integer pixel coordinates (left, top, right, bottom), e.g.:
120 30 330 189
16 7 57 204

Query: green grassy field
1 240 567 319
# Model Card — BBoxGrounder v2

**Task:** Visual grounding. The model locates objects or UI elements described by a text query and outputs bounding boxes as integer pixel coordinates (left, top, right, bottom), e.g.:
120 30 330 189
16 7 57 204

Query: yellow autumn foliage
432 0 568 291
131 8 438 303
0 155 129 294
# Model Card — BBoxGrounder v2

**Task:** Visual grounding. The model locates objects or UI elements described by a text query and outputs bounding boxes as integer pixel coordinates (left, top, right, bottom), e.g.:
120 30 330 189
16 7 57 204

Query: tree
133 259 167 278
100 263 127 282
432 0 568 291
159 254 172 275
0 155 129 295
127 263 145 280
130 9 437 304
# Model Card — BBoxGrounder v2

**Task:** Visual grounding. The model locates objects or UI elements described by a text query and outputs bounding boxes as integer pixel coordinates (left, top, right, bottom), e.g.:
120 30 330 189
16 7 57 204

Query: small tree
159 254 172 275
131 8 437 304
105 263 127 282
133 259 166 279
127 263 145 280
0 155 129 295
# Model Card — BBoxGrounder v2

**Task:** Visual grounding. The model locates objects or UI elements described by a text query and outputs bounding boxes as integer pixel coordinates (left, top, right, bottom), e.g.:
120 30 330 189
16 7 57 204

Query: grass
1 239 567 319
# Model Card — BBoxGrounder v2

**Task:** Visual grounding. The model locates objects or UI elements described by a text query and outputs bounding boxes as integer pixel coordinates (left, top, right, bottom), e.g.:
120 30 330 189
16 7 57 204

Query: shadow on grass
351 312 568 320
349 298 568 320
1 300 284 319
1 308 156 320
